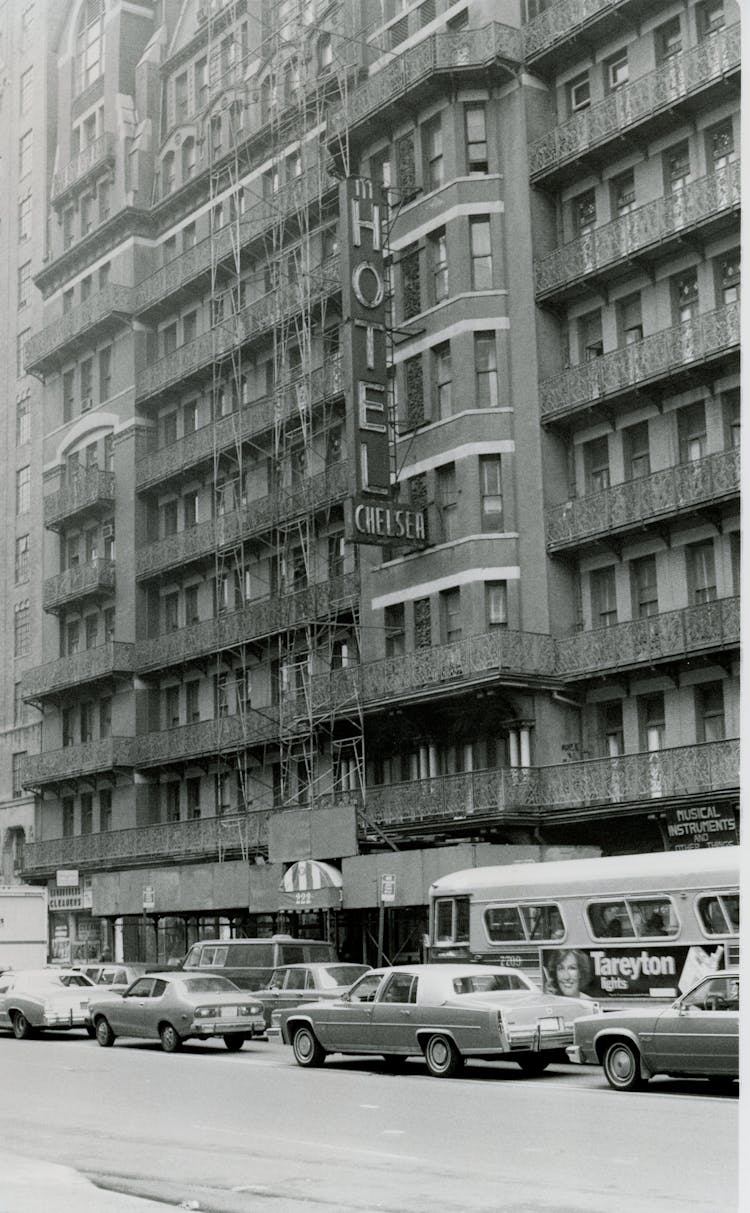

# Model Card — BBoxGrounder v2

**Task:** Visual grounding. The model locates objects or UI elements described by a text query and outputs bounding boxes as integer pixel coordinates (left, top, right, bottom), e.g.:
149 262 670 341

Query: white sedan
0 969 96 1039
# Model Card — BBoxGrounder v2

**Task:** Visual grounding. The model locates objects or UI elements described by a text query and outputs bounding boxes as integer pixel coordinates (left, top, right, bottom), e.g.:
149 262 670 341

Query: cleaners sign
339 176 426 546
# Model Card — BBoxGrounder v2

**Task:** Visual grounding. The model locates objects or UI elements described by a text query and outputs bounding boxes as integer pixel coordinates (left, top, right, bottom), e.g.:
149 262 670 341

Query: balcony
557 598 740 679
19 811 270 879
135 358 343 491
19 738 134 791
135 462 349 581
51 132 116 206
546 449 740 550
21 642 135 705
132 712 279 770
528 24 740 184
363 739 738 832
24 286 134 377
539 304 739 424
43 469 116 532
135 171 337 319
524 0 645 70
136 573 359 674
43 559 115 614
535 164 740 302
328 23 522 149
135 261 341 405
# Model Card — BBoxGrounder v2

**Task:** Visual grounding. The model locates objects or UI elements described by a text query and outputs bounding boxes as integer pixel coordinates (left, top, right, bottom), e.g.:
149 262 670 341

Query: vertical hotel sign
340 177 426 546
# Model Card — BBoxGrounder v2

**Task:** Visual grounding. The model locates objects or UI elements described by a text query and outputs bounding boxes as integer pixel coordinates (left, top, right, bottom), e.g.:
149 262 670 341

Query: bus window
485 906 525 942
435 897 470 944
520 904 565 941
587 901 635 939
628 898 678 938
698 894 739 935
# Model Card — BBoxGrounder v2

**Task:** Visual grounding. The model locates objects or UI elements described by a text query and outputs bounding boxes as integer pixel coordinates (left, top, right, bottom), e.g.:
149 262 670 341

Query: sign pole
377 898 385 968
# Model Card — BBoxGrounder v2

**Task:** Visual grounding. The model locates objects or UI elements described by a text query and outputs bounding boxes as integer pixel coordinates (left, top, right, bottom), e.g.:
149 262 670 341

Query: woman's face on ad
556 953 580 996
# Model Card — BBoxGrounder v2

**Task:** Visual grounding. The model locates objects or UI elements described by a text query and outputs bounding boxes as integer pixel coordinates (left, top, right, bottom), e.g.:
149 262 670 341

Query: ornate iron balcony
363 739 739 830
19 738 134 790
43 559 116 613
43 469 116 532
529 24 740 181
132 711 279 769
557 598 740 678
523 0 623 61
135 462 349 580
535 164 740 300
135 261 341 404
539 304 739 423
546 449 739 549
21 642 135 704
24 286 134 376
19 810 270 879
51 132 116 205
135 358 343 491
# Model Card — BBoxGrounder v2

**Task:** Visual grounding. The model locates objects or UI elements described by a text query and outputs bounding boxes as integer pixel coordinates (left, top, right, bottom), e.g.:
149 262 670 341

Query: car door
368 972 419 1053
649 975 739 1075
276 968 312 1018
316 971 384 1051
0 975 15 1030
108 977 155 1036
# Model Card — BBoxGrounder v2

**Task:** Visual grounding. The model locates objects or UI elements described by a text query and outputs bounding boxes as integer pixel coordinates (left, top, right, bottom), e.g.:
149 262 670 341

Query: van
180 935 337 990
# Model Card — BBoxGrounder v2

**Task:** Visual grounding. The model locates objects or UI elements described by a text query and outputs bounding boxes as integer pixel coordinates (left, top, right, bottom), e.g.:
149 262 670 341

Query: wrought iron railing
131 711 279 768
43 470 116 531
24 286 134 375
51 132 116 203
135 462 349 580
546 449 740 548
20 738 134 789
535 164 740 297
43 559 116 612
21 642 135 703
523 0 621 59
539 304 739 421
528 24 740 178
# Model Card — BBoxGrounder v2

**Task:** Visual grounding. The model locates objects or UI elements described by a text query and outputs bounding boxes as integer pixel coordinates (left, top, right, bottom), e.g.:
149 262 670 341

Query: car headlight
239 1004 261 1016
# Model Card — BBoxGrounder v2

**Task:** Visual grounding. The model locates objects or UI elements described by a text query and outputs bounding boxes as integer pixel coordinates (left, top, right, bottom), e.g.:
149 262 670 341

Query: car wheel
159 1023 183 1053
516 1054 550 1077
292 1024 326 1068
223 1033 245 1052
423 1033 463 1078
12 1012 35 1040
602 1040 644 1092
95 1017 115 1048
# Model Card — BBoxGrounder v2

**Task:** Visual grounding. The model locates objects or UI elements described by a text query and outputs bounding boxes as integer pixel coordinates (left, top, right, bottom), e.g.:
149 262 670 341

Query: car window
285 969 308 991
520 904 565 941
278 946 305 965
305 943 336 961
587 900 635 939
98 968 117 985
379 973 417 1004
151 979 168 998
60 974 94 987
225 942 273 967
179 977 239 994
348 973 383 1003
268 969 286 989
682 975 740 1012
452 973 530 994
126 978 155 998
698 894 739 935
317 966 368 990
183 944 202 968
484 906 526 942
628 898 678 938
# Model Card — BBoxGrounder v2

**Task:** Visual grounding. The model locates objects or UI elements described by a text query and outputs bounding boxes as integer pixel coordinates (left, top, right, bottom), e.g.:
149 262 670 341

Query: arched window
181 137 196 181
76 0 105 95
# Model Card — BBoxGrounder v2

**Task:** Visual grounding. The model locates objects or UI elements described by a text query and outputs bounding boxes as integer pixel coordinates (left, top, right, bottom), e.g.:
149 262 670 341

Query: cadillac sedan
567 968 739 1091
89 972 266 1052
0 969 96 1039
280 963 599 1077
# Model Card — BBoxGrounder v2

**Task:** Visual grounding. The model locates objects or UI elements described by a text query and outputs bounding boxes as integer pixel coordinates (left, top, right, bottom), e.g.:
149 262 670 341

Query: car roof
359 964 526 979
273 962 368 971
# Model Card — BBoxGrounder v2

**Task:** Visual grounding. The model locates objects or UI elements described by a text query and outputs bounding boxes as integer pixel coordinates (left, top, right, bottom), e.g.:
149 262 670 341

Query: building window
697 2 725 39
97 345 112 402
99 788 112 832
62 798 75 837
317 32 333 71
441 587 462 644
187 777 201 819
76 0 104 93
404 355 424 429
639 693 665 752
480 455 503 530
16 396 30 446
80 793 93 834
475 333 498 407
610 169 636 218
16 466 30 514
591 566 617 628
437 463 457 542
18 195 32 242
623 421 650 480
599 701 624 757
17 261 31 310
584 435 610 493
718 252 740 305
370 148 392 192
15 535 29 584
696 682 726 742
677 401 707 463
655 16 682 62
707 118 735 169
14 601 30 657
573 189 596 237
423 116 443 191
12 753 26 798
470 218 492 290
384 604 406 658
430 229 448 302
66 619 80 656
186 680 200 724
19 131 32 178
579 310 603 361
486 582 508 630
665 141 691 193
104 607 115 641
723 389 740 449
80 357 93 405
184 489 199 528
433 343 452 419
166 783 181 823
185 584 199 626
673 269 698 324
604 48 629 91
414 597 432 649
687 541 717 604
465 105 488 174
631 555 658 618
17 329 30 377
14 683 26 727
568 72 590 114
163 591 179 633
80 700 95 743
164 685 180 729
618 293 643 346
401 245 421 320
85 614 99 649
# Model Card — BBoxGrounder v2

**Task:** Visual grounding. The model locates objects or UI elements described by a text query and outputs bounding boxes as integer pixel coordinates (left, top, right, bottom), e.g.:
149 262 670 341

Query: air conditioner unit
81 395 93 412
102 522 114 539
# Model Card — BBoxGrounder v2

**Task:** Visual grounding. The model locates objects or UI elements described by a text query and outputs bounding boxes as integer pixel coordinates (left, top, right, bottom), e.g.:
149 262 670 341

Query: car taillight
194 1006 219 1018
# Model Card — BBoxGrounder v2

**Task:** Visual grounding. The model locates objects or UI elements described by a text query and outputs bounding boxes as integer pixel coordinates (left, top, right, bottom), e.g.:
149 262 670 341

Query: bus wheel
423 1034 463 1078
602 1040 644 1092
516 1054 550 1077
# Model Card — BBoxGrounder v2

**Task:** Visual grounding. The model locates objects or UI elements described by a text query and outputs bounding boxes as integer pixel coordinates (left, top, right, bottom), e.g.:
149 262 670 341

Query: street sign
142 886 155 911
380 873 396 903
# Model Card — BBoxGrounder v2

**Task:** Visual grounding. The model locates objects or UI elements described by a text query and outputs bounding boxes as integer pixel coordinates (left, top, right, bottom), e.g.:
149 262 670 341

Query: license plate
538 1017 561 1030
221 1007 237 1017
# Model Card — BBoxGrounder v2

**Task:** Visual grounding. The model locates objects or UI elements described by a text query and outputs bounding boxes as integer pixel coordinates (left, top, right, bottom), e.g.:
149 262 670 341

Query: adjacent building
11 0 739 965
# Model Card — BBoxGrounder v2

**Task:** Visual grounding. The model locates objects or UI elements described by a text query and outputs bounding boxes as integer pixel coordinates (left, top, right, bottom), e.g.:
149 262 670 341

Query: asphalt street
0 1031 738 1213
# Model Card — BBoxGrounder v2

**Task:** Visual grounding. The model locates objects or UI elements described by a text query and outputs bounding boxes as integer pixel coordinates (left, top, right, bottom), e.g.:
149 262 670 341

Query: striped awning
279 860 343 910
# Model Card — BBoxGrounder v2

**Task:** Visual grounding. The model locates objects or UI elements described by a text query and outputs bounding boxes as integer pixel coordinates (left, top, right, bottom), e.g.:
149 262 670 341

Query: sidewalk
0 1151 174 1213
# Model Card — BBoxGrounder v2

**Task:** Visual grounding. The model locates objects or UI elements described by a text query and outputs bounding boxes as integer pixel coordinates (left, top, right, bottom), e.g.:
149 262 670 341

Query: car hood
576 1006 663 1030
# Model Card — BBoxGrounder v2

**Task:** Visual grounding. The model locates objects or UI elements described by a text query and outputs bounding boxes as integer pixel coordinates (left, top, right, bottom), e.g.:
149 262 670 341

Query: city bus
428 847 740 1005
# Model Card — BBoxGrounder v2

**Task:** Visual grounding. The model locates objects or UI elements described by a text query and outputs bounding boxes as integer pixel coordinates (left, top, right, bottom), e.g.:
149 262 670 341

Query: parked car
180 935 338 990
251 962 371 1030
567 968 739 1091
81 963 149 994
279 963 599 1077
89 972 266 1052
0 969 96 1039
